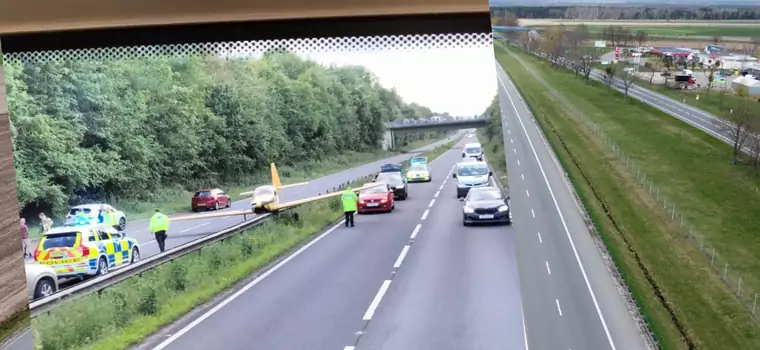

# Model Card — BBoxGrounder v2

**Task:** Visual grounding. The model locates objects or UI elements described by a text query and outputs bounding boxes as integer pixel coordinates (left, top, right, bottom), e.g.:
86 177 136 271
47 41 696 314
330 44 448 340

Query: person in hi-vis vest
149 209 170 252
341 189 358 227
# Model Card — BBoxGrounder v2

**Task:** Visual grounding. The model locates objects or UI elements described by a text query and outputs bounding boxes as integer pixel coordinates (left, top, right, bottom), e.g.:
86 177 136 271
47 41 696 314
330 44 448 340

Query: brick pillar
0 42 31 326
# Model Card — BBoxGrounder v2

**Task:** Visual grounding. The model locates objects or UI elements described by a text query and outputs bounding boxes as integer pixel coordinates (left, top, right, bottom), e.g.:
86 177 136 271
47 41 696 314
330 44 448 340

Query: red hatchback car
191 188 232 212
357 183 395 214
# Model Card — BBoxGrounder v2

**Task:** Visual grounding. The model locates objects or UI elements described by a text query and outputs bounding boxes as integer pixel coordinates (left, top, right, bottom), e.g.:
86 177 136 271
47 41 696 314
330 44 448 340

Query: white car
26 263 59 301
64 204 127 231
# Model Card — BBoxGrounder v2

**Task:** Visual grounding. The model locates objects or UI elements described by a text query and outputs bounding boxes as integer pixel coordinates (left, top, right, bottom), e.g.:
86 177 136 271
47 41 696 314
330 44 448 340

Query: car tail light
79 245 90 256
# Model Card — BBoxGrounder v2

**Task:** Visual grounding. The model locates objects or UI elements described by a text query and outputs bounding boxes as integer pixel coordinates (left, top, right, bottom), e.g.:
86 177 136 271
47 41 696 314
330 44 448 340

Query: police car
34 224 140 279
64 204 127 231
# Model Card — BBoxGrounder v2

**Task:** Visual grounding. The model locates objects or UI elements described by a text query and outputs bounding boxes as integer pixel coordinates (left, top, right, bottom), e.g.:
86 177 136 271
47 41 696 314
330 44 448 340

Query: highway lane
519 46 750 153
137 140 467 350
353 172 526 350
496 63 651 350
4 137 458 350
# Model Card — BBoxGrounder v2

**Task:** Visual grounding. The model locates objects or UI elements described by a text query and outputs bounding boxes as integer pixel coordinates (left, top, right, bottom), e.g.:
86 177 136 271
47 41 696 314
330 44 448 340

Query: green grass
25 137 448 239
496 44 760 349
640 82 760 124
30 142 457 350
477 131 508 188
0 310 30 348
533 24 760 37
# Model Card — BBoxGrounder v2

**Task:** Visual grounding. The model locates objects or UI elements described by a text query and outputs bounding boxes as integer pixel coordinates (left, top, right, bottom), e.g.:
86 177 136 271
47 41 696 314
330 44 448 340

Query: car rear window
465 147 482 154
194 191 212 197
68 208 92 215
42 232 79 250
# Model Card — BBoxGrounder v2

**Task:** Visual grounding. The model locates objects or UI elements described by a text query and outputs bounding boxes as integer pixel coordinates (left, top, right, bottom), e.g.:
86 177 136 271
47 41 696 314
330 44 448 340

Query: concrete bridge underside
382 119 487 150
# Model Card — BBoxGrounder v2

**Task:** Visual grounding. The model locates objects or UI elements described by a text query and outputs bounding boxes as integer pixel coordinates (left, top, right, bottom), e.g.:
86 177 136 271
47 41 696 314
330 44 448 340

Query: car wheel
226 199 231 208
131 247 141 264
213 201 218 210
118 218 126 231
96 257 109 276
34 278 56 300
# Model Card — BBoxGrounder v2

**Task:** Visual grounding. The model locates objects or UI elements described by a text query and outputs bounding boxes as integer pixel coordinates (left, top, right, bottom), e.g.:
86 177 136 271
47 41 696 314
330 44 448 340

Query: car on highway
357 183 395 214
375 171 408 200
64 204 127 231
406 163 431 183
462 186 511 226
34 224 141 279
25 262 59 301
410 156 427 165
192 188 232 212
452 160 492 198
462 142 484 161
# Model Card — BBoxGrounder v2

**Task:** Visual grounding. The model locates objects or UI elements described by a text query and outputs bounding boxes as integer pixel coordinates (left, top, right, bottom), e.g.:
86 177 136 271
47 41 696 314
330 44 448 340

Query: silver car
64 204 127 231
26 263 59 301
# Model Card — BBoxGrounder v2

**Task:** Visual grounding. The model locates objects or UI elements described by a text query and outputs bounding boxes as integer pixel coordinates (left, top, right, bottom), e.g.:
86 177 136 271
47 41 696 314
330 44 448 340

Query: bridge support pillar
382 129 395 150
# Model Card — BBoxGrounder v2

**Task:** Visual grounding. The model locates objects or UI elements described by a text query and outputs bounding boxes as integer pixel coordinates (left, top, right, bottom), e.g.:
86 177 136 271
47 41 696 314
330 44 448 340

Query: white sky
301 48 498 116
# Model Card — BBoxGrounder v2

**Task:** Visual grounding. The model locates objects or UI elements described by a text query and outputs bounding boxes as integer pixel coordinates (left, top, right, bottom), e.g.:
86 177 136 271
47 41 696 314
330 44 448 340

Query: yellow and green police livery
34 224 140 278
406 163 432 183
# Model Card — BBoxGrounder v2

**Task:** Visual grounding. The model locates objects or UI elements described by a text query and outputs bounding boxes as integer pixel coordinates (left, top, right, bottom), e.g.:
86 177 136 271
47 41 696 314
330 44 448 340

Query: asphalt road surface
496 63 649 350
527 47 746 154
4 135 457 350
139 139 510 350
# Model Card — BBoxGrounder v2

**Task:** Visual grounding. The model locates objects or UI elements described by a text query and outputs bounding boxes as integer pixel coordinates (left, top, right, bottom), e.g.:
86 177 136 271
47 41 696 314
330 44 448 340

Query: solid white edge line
410 224 422 239
521 297 530 350
363 280 392 320
421 209 430 221
556 299 563 316
179 222 210 233
499 74 617 350
393 245 411 268
151 219 346 350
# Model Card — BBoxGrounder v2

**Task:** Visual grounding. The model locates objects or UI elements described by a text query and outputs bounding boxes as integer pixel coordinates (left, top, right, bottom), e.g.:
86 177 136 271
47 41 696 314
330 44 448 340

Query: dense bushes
5 51 440 216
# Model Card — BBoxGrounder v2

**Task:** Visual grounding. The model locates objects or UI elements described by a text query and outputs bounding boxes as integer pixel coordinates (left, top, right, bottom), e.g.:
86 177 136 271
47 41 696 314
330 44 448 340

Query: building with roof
731 75 760 96
650 47 693 59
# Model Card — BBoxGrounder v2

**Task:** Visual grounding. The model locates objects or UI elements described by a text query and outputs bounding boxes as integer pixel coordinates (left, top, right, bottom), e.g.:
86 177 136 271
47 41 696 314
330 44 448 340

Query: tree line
5 51 442 217
506 16 760 176
492 6 760 21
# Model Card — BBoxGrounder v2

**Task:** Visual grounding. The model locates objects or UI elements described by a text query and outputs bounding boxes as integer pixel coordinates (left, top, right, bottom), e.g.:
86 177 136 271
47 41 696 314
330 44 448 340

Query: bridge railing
385 116 488 128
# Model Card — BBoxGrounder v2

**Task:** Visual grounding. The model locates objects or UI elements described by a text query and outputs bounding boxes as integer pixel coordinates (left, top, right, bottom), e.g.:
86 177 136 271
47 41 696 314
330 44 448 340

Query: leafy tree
6 52 443 217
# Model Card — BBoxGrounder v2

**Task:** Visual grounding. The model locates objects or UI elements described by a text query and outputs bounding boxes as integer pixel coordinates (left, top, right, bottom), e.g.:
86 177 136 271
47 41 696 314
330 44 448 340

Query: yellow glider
170 163 383 221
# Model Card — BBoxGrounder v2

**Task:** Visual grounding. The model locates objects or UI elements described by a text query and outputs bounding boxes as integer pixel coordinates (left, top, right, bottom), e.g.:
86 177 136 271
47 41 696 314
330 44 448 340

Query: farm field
519 19 760 27
521 19 760 38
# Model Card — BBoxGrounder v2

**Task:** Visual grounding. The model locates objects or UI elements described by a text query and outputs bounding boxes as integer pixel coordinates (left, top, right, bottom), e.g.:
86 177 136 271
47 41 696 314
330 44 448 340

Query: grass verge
26 136 449 239
496 44 760 349
0 310 30 348
477 130 508 188
30 143 457 350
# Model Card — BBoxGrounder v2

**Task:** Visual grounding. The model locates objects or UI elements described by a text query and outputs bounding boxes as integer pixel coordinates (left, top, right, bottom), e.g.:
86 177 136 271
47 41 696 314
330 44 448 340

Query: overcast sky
301 47 498 116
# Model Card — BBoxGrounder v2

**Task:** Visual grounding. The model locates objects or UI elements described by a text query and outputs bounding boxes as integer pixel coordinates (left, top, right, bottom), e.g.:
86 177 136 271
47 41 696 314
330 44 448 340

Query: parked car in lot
192 188 232 211
357 183 395 214
25 263 59 301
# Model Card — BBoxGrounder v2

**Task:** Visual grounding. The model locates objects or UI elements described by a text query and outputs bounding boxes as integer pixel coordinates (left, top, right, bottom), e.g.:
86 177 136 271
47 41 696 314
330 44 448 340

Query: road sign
594 40 606 48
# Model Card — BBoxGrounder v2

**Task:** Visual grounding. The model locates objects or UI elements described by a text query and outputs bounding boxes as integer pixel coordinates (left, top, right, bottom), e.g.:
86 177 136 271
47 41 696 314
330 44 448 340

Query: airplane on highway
170 163 382 222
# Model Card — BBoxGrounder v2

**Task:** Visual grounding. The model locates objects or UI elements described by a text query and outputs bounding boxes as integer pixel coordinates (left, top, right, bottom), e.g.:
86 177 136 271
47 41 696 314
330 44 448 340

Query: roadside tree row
6 51 440 216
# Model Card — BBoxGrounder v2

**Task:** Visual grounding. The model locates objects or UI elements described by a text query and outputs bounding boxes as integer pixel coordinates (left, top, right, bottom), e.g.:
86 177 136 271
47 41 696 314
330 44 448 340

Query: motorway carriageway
5 137 455 350
135 71 650 350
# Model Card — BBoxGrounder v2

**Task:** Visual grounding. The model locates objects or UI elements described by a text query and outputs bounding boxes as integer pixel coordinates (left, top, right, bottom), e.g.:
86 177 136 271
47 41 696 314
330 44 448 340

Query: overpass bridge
382 116 488 150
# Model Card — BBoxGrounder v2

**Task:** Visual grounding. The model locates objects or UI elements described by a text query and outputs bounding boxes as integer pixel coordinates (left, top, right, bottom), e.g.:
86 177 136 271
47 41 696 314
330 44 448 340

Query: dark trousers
344 211 355 227
154 230 167 252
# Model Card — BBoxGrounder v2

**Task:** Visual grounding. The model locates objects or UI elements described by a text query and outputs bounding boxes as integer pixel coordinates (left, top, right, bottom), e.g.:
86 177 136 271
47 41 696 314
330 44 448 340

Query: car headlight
396 185 404 189
498 205 509 212
464 206 474 213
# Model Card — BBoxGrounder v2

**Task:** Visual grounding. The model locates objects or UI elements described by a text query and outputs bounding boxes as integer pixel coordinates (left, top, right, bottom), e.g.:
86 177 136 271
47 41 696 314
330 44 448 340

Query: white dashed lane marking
537 232 543 243
531 209 535 218
393 245 411 268
556 299 563 316
546 261 552 275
